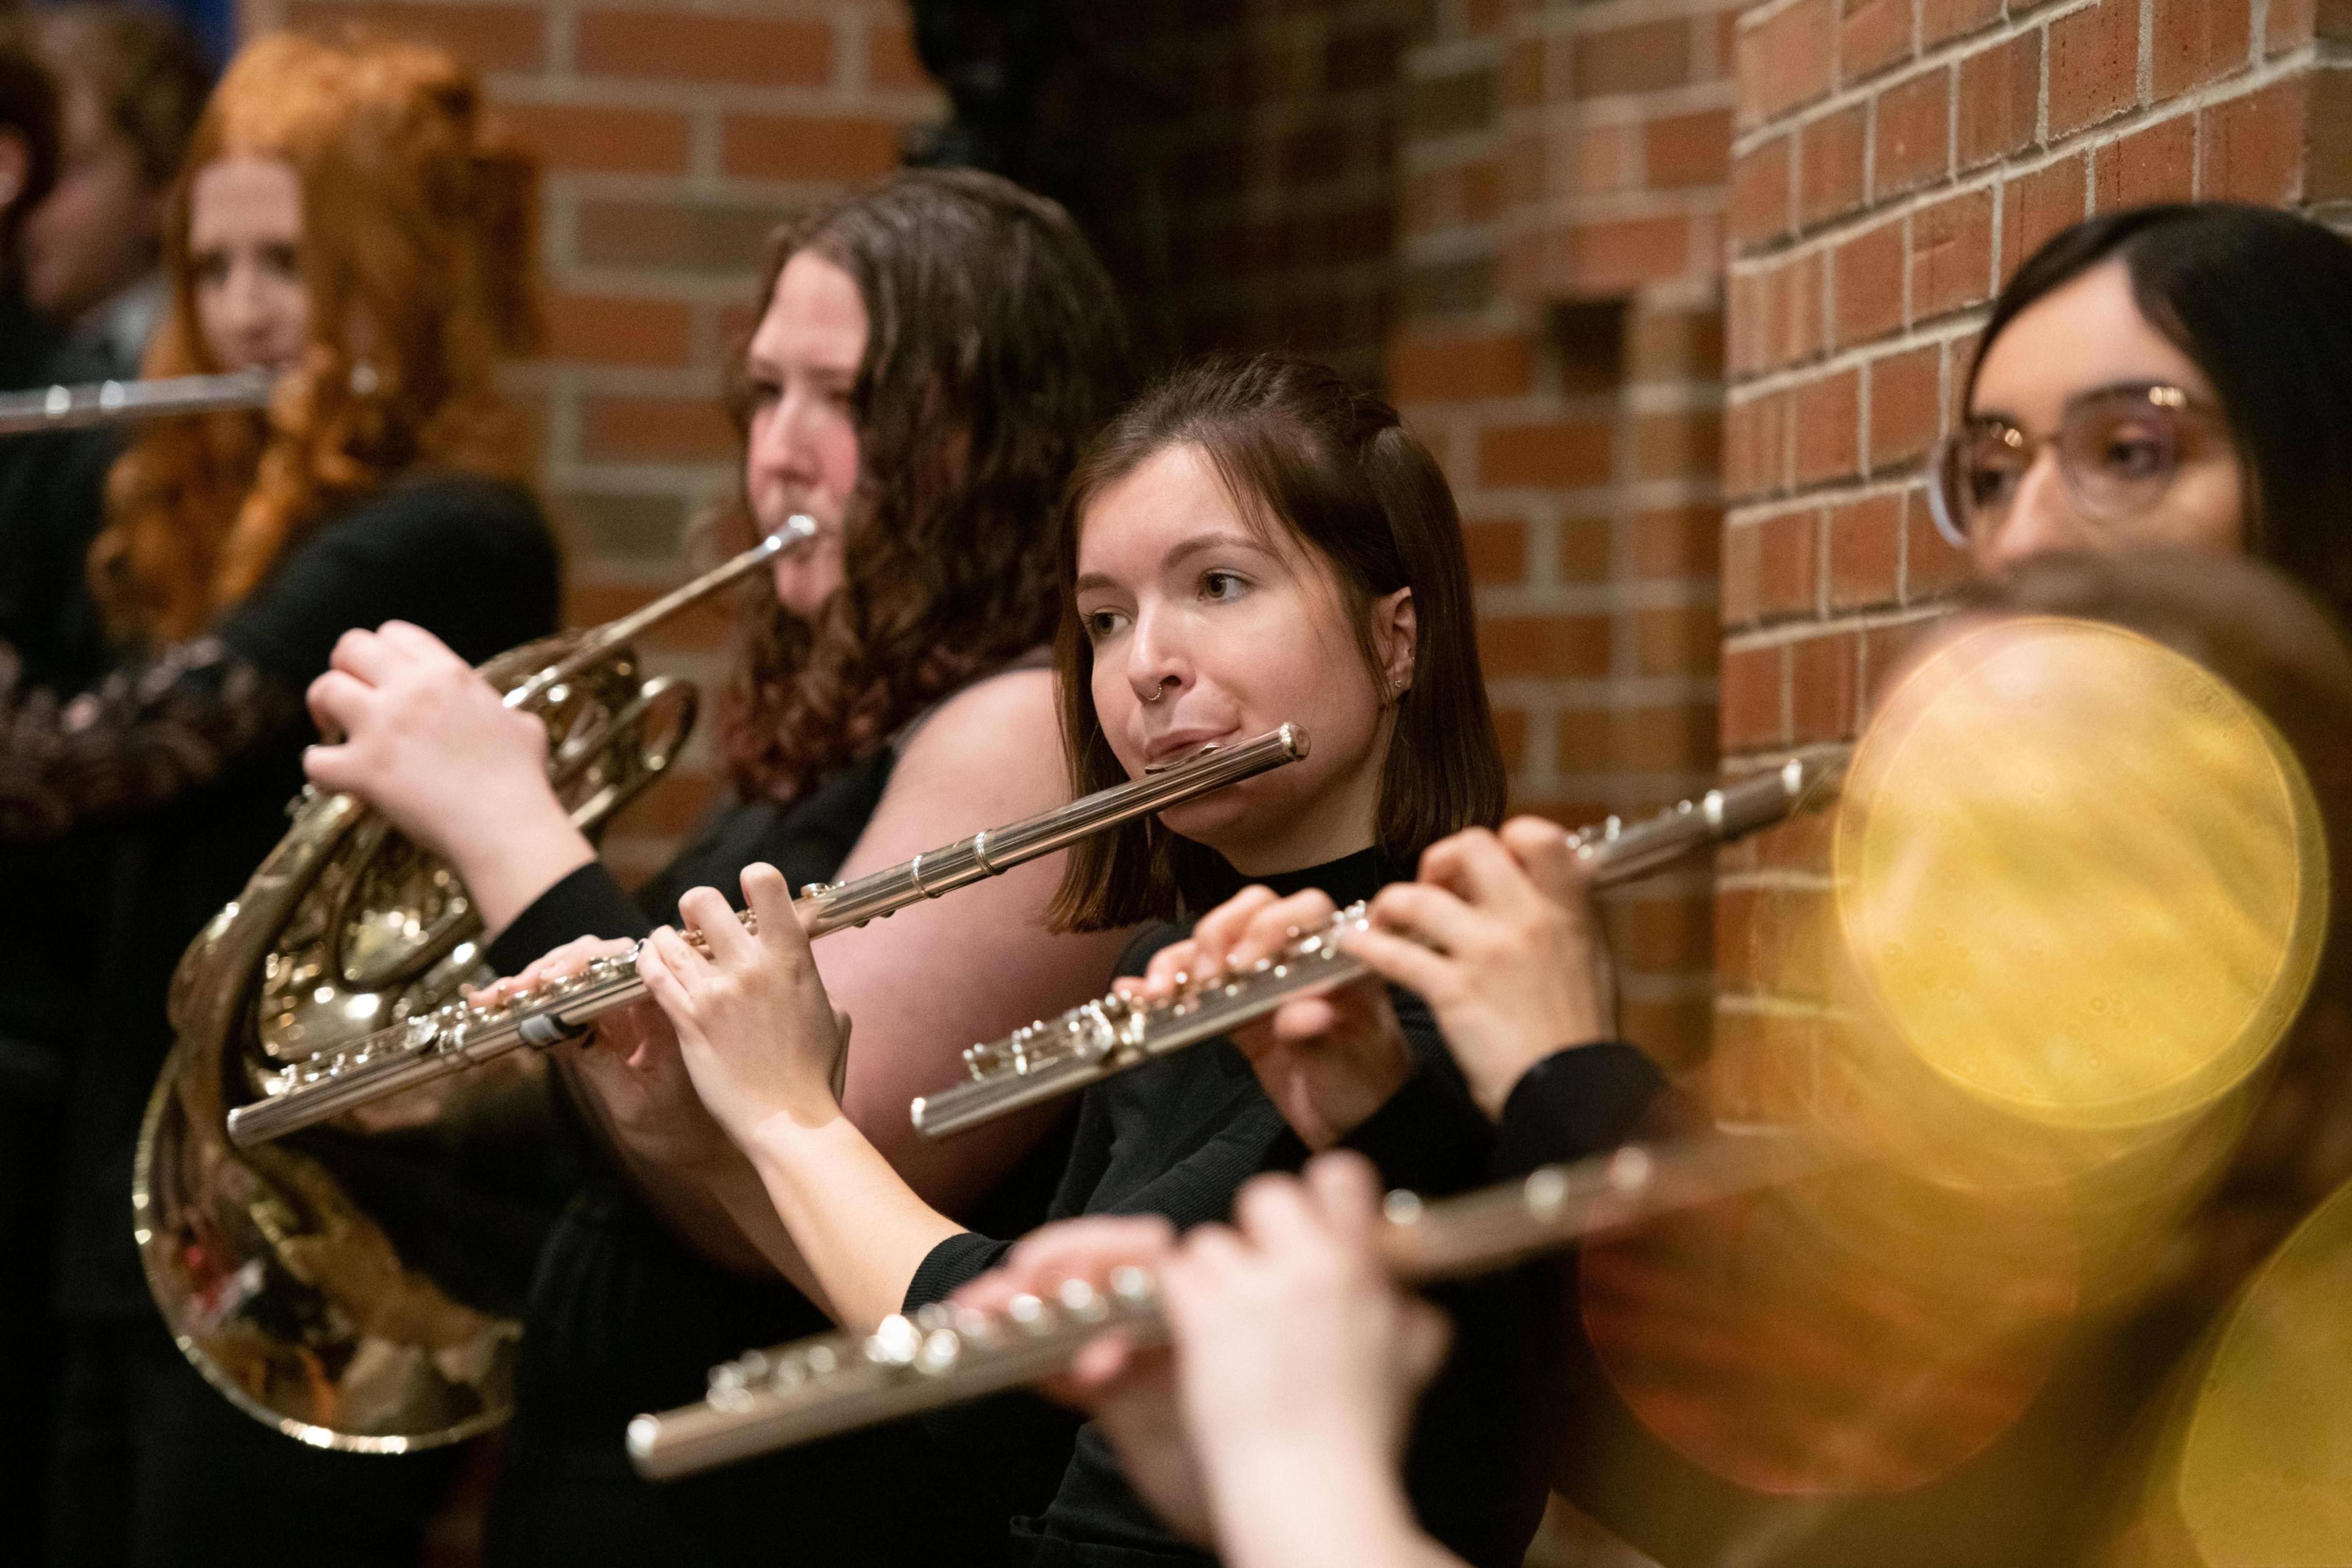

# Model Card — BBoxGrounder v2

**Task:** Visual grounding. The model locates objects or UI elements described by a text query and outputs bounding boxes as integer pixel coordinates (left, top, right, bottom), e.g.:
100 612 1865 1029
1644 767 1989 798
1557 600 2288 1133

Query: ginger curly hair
92 32 538 643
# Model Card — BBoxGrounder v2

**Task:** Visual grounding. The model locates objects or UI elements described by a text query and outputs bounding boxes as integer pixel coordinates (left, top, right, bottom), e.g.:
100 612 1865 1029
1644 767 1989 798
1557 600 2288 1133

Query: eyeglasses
1926 383 2223 550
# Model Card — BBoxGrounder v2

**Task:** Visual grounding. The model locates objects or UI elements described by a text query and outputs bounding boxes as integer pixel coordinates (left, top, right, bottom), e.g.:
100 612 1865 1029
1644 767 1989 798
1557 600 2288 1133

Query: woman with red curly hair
13 34 559 1568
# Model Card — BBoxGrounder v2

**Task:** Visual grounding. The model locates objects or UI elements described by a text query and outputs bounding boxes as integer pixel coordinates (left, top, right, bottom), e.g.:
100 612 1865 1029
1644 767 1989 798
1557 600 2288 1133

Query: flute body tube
910 751 1847 1140
626 1132 1825 1480
223 725 1311 1147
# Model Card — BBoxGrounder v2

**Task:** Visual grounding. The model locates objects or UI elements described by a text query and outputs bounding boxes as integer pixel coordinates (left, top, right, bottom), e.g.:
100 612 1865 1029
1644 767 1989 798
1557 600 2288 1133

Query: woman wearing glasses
1927 202 2352 612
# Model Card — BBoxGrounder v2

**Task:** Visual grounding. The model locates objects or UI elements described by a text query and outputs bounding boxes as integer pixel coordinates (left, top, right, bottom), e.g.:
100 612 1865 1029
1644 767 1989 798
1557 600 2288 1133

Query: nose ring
1143 677 1172 703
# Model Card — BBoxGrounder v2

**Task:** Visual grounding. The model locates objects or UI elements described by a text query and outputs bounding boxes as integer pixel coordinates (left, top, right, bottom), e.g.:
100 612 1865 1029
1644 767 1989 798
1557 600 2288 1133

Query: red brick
1905 490 1974 600
1634 408 1722 482
1387 331 1533 401
2152 0 2252 98
2048 0 2141 139
868 21 931 90
1633 505 1722 580
1793 368 1862 487
723 115 901 183
2200 79 2306 204
1739 0 1835 124
2269 0 2317 51
1828 491 1903 608
1789 630 1860 740
1646 108 1734 189
1799 103 1867 228
1862 618 1940 700
495 103 690 175
1833 219 1905 347
576 11 831 85
1873 67 1952 197
1723 520 1763 624
1922 0 2003 48
1577 18 1693 96
1573 214 1694 292
1617 889 1716 968
1841 0 1914 83
1726 389 1793 499
582 396 736 461
1635 605 1719 675
1492 706 1529 772
1561 518 1613 583
1769 249 1827 368
1730 134 1794 248
1720 644 1787 750
1479 419 1614 488
287 1 541 72
1956 30 2041 171
2000 155 2089 282
543 293 694 367
1909 189 1994 319
1758 508 1821 619
1869 345 1940 470
1477 615 1613 678
2310 70 2352 202
1461 518 1528 586
2093 114 2198 211
1577 122 1640 193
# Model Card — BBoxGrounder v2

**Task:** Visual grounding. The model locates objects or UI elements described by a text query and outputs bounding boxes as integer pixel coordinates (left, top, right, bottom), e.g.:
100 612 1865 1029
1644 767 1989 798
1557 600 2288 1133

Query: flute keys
867 1314 921 1369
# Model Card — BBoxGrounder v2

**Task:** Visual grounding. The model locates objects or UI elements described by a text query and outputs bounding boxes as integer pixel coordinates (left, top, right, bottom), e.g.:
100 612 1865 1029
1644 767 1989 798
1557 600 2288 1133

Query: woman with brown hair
0 31 560 1568
631 352 1553 1565
303 168 1138 1562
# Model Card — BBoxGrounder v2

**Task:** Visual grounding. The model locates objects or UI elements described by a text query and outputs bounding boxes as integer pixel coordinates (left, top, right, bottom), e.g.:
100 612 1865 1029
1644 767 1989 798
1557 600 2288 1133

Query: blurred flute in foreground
628 1130 1825 1480
910 751 1846 1140
224 724 1311 1147
0 369 276 435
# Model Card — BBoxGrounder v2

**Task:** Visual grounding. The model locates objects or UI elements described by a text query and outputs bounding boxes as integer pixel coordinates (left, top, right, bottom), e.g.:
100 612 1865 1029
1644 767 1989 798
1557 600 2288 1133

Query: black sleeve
1338 990 1500 1197
0 633 300 841
482 861 655 977
214 475 560 687
1492 1042 1667 1177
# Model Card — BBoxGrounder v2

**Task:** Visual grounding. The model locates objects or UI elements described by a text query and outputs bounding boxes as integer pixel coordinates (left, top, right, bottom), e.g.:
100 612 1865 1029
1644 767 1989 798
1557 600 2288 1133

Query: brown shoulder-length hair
716 169 1132 801
94 32 538 643
1049 352 1507 932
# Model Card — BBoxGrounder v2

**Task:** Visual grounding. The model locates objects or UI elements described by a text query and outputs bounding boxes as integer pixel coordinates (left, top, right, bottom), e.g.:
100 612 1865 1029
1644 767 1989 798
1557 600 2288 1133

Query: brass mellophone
626 1129 1825 1479
908 751 1847 1140
0 369 277 434
224 724 1312 1147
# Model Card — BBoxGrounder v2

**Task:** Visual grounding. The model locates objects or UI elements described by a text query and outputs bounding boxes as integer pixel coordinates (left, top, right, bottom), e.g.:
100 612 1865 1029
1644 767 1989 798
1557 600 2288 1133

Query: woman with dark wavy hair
306 167 1137 1564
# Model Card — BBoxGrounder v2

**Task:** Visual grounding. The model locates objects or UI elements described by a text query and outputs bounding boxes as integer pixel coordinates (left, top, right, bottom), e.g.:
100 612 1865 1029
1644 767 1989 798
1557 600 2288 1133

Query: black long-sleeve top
904 846 1599 1568
52 474 560 1319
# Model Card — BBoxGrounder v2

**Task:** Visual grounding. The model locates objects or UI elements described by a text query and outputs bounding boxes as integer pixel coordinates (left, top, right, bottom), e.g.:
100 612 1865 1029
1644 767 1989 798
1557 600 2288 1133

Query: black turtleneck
907 844 1553 1568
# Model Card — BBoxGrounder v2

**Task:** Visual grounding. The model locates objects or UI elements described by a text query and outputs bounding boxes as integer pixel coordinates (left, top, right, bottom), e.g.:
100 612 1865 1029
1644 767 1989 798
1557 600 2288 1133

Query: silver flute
626 1129 1826 1480
0 369 276 435
224 724 1311 1147
909 750 1847 1140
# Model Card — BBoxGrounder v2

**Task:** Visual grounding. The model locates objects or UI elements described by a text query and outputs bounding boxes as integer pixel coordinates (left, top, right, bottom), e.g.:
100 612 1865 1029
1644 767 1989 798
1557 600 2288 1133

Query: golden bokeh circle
1834 618 2327 1132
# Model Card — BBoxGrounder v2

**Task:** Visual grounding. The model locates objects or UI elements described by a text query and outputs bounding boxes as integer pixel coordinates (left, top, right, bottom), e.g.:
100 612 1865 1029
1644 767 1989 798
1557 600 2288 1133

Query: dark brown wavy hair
1050 352 1507 930
93 33 538 643
716 168 1132 800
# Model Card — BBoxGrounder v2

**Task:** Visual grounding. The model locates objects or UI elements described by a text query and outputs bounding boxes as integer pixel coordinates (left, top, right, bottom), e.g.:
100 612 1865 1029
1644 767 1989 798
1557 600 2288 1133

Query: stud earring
348 360 381 397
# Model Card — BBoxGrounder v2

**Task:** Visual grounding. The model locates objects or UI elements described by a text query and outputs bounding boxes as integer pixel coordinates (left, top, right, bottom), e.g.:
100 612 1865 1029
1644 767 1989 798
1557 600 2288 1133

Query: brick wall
1128 0 1403 388
1388 0 1741 1074
241 0 940 881
1714 0 2352 1118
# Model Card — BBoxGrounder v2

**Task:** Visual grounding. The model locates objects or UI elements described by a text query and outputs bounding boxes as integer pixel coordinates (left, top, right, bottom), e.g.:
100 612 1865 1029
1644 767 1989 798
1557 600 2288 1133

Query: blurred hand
951 1215 1202 1540
1126 886 1413 1150
1161 1154 1450 1501
1349 819 1619 1119
635 863 848 1144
